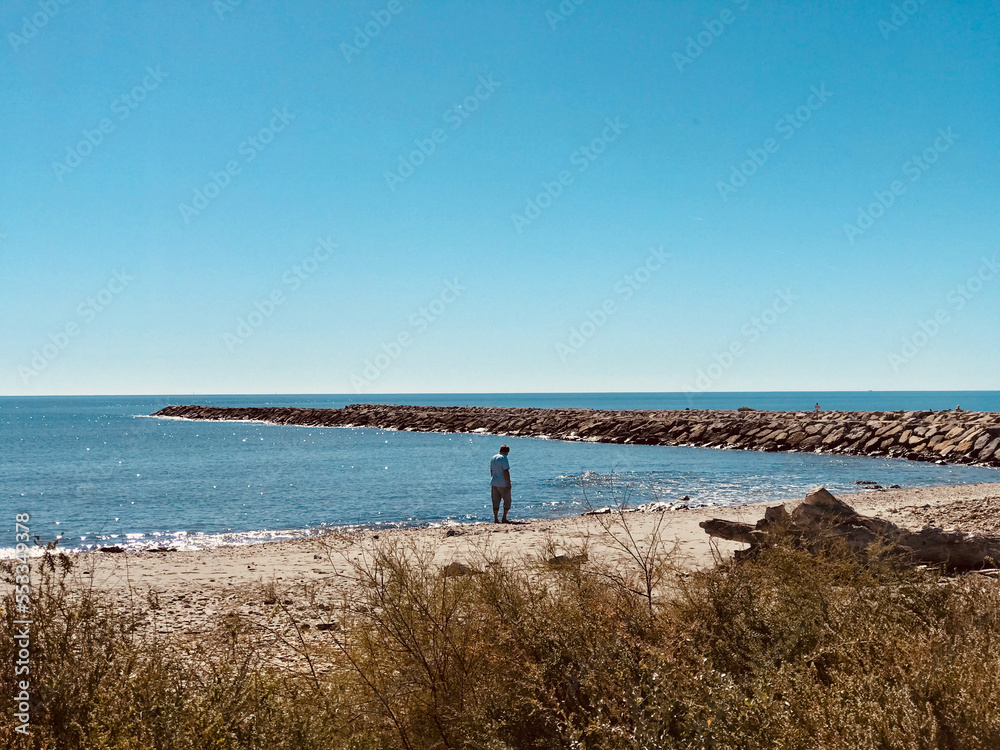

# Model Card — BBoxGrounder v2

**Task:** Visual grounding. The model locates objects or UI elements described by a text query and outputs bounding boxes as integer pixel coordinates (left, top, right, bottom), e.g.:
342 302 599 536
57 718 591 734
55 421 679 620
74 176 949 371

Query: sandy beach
65 482 1000 640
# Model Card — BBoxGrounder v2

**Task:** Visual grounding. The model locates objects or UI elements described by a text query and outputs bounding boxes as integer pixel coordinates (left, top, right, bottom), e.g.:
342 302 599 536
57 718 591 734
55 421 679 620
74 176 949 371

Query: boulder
443 561 479 577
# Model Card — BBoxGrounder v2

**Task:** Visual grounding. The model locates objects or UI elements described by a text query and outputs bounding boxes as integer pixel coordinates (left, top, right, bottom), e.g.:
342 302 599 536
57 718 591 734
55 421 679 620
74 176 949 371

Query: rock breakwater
153 404 1000 468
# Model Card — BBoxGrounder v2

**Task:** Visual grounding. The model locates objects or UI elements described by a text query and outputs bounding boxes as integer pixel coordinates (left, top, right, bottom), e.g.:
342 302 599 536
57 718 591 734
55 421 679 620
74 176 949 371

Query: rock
446 528 464 537
980 437 1000 459
762 504 791 526
787 487 857 527
151 405 1000 468
548 553 588 566
635 501 672 512
99 546 125 553
443 561 479 577
702 488 1000 571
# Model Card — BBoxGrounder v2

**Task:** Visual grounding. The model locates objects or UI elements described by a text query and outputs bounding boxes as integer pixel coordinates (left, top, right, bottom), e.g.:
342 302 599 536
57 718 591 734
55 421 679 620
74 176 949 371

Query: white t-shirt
489 453 510 487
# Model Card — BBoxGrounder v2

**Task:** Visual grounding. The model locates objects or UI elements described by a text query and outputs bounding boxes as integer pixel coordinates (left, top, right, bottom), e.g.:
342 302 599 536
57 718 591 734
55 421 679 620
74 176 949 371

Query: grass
4 519 1000 749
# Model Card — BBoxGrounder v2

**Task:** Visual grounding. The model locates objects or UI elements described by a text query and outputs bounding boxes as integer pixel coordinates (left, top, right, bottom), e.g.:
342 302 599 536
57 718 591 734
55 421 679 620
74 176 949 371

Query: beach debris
446 528 464 537
700 486 1000 571
99 546 125 553
855 480 885 491
583 500 675 516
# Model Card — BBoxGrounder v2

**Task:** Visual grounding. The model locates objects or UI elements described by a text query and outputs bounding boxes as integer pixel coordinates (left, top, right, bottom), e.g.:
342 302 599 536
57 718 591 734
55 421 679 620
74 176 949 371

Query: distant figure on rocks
814 403 821 412
490 445 512 524
956 405 963 412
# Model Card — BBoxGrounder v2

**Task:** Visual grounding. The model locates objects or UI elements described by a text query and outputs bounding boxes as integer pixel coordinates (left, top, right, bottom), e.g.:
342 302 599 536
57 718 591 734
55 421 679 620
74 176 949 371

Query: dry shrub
0 550 349 749
4 527 1000 749
665 538 1000 749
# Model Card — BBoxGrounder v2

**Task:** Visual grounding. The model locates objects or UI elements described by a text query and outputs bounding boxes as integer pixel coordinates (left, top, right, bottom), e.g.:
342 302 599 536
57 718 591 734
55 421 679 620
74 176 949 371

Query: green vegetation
4 526 1000 749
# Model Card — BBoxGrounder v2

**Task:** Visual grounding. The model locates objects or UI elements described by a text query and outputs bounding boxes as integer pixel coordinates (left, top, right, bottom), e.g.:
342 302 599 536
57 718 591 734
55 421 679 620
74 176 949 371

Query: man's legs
501 487 512 523
491 486 502 523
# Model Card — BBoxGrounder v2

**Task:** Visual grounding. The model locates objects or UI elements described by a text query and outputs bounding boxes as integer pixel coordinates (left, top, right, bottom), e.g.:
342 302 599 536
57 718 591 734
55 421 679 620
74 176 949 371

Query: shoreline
154 404 1000 468
61 482 1000 637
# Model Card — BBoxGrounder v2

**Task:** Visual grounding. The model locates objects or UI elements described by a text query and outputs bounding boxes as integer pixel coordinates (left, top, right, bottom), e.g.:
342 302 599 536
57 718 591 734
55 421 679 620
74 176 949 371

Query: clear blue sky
2 0 998 396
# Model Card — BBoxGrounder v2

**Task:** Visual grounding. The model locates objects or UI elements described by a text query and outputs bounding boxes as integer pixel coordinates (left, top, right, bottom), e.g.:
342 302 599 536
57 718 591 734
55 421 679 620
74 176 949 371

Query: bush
0 550 349 749
4 530 1000 748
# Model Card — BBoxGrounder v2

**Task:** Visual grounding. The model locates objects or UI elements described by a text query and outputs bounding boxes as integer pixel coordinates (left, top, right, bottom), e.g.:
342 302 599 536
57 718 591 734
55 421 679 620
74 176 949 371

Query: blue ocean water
2 393 998 553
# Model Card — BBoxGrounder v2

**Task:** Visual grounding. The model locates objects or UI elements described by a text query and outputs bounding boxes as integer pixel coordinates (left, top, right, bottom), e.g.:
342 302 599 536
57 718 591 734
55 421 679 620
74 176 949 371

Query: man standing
489 445 512 524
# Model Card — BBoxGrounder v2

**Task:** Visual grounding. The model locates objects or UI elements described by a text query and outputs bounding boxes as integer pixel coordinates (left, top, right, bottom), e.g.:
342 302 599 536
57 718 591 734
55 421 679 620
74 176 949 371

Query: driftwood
700 487 1000 571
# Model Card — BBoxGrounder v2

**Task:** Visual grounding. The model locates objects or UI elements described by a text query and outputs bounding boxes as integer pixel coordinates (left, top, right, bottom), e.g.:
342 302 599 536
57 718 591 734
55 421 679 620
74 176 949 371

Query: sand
55 482 1000 643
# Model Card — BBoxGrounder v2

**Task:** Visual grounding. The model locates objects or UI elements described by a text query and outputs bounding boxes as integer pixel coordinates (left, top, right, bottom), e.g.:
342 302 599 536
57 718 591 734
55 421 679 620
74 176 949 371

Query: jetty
153 404 1000 468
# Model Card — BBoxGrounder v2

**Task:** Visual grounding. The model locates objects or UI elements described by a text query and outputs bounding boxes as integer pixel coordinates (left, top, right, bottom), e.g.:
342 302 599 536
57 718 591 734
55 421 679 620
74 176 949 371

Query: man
489 444 512 524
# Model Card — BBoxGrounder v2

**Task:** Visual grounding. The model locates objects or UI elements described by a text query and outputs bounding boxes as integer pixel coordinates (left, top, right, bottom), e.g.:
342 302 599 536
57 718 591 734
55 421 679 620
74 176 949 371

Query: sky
1 0 998 396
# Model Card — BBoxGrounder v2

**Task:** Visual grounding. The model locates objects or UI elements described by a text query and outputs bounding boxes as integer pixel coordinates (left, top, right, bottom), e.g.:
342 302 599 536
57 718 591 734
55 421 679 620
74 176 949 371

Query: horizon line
3 389 998 399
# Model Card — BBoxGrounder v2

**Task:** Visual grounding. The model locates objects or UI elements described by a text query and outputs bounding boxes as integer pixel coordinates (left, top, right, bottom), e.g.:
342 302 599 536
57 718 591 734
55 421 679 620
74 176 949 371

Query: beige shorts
491 486 512 513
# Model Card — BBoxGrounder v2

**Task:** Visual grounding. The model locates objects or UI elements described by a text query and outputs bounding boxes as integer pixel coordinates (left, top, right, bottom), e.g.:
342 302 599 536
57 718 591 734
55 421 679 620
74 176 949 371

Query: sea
3 392 999 555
